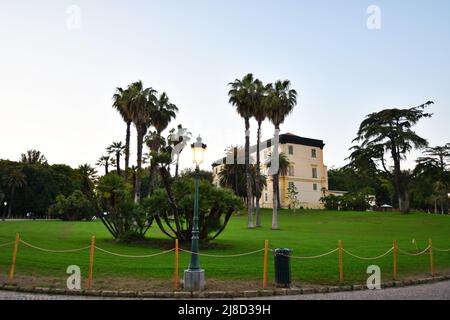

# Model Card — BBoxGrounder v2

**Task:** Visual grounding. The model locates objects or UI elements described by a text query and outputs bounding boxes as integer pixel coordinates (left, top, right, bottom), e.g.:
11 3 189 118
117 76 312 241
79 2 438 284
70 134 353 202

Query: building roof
270 133 325 149
212 133 325 167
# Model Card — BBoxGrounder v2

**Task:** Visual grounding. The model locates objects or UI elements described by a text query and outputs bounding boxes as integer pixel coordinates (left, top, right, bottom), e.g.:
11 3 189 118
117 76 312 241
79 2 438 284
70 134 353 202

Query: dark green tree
20 150 48 165
2 169 26 218
350 101 434 213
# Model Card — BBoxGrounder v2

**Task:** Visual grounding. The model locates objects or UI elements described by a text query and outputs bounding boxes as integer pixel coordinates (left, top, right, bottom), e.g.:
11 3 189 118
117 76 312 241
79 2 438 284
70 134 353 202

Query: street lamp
184 136 207 291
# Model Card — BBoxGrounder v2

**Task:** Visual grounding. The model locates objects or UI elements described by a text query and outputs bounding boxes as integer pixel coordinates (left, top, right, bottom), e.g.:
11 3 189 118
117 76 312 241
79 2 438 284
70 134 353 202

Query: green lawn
0 209 449 288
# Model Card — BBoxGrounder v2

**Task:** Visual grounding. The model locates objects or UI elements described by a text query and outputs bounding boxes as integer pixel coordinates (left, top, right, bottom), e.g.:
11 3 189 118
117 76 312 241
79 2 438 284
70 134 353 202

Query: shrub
321 192 371 211
48 190 96 221
143 176 242 242
96 174 153 240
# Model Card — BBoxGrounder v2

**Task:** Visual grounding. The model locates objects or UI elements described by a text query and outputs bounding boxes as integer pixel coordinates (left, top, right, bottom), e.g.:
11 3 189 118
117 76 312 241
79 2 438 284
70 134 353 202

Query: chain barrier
398 246 430 256
19 239 91 253
0 241 14 248
343 247 394 260
94 246 175 258
179 248 265 258
271 248 339 259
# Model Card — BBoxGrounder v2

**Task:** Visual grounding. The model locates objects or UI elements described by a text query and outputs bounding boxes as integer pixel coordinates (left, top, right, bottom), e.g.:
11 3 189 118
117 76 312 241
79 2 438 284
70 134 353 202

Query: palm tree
113 87 133 182
96 155 113 176
20 150 48 165
417 144 450 174
228 73 261 228
2 170 26 218
219 163 247 198
128 81 158 203
416 144 449 213
265 80 298 229
252 80 267 227
147 92 178 193
107 142 125 175
77 164 98 197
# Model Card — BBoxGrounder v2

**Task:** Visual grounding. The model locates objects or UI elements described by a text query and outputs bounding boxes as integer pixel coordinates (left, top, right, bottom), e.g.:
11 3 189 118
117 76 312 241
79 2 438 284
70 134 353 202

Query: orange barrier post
263 240 269 289
393 240 398 280
174 239 179 290
429 239 434 276
88 236 95 289
8 233 20 281
338 240 343 285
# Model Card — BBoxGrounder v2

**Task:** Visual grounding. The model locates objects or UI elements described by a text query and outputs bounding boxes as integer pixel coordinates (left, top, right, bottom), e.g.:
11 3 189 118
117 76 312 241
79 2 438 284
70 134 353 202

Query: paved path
261 280 450 300
1 281 449 300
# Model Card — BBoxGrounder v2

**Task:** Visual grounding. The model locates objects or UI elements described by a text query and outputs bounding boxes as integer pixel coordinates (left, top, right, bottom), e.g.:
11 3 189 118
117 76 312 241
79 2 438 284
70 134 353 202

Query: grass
0 209 449 289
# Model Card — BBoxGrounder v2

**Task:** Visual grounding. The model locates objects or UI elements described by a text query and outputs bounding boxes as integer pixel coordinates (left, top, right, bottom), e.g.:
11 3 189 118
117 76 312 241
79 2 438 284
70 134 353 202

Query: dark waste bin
273 248 292 288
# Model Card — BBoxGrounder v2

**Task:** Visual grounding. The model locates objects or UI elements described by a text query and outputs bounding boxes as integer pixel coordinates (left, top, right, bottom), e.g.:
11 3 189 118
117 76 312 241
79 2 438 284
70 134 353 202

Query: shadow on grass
100 237 233 250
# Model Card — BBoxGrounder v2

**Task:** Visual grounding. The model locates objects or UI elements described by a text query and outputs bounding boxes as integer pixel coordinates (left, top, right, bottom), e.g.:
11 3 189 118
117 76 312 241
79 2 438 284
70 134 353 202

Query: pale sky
1 1 449 173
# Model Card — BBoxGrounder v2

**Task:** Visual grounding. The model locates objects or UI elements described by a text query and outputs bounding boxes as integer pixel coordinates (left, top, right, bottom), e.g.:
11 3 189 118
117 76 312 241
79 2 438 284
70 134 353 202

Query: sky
0 0 449 173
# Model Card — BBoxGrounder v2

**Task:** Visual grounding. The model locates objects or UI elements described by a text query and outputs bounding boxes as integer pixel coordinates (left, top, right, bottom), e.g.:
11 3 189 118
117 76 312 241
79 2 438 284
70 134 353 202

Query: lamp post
184 136 206 291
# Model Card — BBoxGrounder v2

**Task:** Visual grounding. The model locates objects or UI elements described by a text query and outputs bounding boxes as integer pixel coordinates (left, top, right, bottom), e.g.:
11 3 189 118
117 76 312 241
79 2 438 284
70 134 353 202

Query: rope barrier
179 248 265 258
398 246 430 257
94 246 175 258
270 248 339 259
342 247 394 260
0 241 13 248
19 239 91 253
434 247 450 252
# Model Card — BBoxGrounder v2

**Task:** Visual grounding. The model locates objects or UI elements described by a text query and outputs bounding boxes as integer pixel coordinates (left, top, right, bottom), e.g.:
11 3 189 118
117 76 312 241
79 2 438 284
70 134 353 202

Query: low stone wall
1 274 449 299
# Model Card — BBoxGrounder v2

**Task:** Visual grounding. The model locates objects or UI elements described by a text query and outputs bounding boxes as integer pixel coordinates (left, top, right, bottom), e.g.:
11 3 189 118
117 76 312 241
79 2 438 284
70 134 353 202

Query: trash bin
273 248 292 288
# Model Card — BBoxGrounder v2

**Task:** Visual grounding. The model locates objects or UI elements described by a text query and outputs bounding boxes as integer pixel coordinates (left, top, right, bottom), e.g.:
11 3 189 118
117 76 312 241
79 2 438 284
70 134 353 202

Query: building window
313 183 318 191
311 149 317 158
264 193 268 202
312 167 318 179
288 145 294 155
288 166 294 177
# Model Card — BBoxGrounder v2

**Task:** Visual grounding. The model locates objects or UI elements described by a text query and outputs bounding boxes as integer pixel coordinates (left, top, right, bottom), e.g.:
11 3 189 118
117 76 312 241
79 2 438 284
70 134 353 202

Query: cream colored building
212 133 329 209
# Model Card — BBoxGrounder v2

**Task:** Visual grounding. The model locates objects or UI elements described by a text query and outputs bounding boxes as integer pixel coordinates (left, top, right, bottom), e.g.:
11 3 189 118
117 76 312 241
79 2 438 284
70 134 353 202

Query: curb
1 274 449 299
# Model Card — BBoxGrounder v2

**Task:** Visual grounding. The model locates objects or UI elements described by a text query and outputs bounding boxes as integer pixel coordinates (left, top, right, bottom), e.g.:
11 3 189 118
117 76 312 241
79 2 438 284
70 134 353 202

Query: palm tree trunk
272 174 279 229
245 118 254 228
124 121 131 182
271 126 280 229
175 154 180 178
148 161 158 195
105 163 109 176
234 147 238 195
116 152 121 176
277 183 282 209
255 123 262 227
135 128 144 204
148 132 162 195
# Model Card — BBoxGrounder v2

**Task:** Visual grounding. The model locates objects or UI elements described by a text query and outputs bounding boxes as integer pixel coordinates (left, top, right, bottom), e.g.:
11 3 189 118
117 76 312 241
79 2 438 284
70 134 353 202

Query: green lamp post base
184 269 205 291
